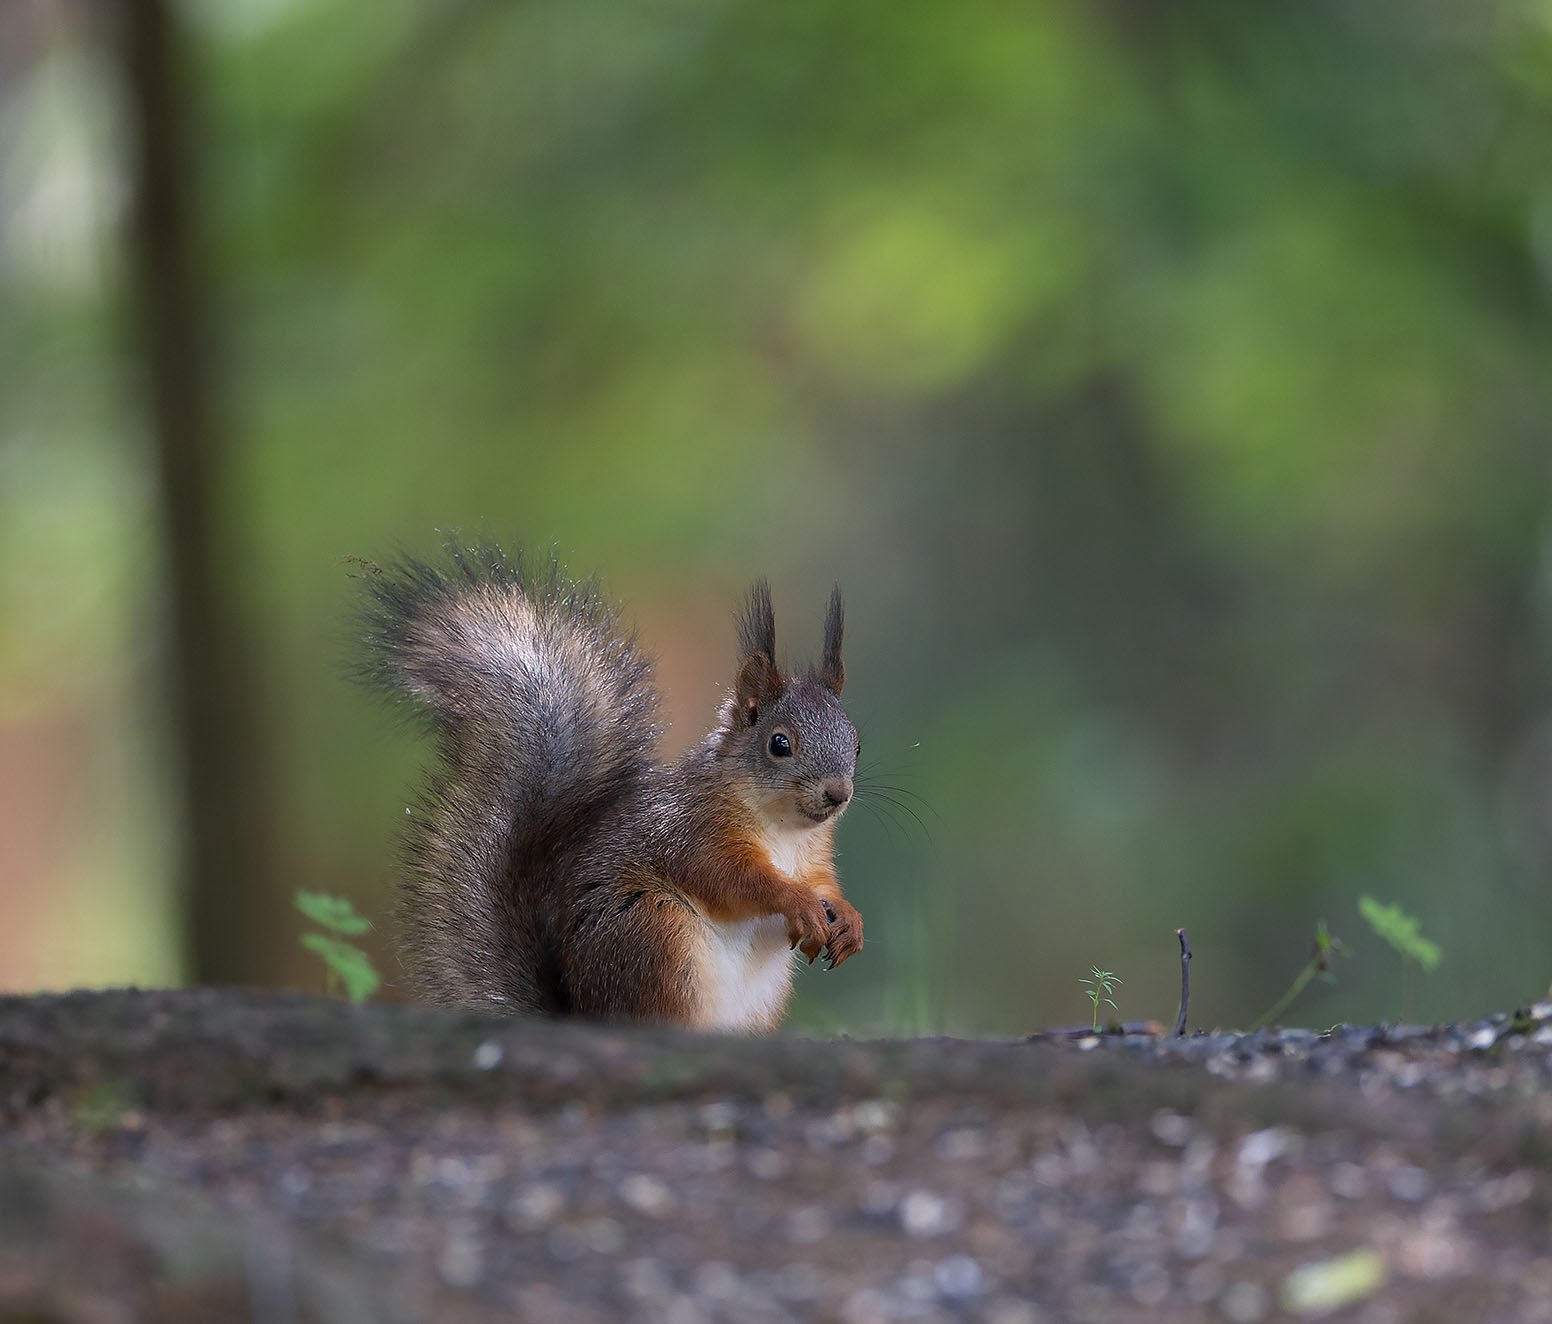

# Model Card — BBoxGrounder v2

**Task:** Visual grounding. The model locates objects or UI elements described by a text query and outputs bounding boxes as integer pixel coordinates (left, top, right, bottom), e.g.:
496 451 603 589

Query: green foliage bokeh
3 0 1551 1030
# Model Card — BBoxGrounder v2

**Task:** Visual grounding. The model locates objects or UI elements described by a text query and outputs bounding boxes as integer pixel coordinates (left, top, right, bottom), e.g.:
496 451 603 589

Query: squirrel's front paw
820 897 864 970
783 892 832 964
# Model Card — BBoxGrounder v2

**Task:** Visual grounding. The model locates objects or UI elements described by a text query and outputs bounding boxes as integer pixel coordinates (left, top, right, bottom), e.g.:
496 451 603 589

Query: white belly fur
694 913 794 1032
691 818 825 1032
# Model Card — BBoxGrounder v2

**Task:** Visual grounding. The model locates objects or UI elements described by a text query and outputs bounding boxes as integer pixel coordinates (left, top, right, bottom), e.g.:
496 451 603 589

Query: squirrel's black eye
769 732 792 758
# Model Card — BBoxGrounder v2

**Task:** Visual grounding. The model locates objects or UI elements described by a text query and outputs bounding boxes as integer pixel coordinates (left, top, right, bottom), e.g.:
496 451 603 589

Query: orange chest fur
686 824 833 1033
724 820 836 896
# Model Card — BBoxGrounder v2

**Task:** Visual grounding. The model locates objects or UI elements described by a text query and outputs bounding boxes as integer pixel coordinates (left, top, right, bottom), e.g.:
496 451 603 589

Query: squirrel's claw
788 890 860 967
785 890 832 963
818 896 864 970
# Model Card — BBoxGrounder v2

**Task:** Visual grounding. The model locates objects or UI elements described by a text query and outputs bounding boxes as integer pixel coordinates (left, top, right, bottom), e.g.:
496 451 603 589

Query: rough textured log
3 989 1551 1323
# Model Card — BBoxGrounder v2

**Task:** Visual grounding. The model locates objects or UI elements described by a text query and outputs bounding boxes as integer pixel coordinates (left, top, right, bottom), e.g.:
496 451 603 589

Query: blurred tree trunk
120 0 279 985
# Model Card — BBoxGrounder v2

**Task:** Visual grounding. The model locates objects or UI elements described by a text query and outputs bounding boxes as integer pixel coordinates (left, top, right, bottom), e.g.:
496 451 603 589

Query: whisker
853 798 894 833
854 786 931 839
852 796 910 842
857 762 932 782
863 783 938 817
874 801 930 839
857 796 909 839
856 760 937 797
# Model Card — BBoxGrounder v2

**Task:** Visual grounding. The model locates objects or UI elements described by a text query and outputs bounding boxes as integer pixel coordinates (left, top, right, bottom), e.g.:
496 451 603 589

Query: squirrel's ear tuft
819 584 845 694
737 578 776 663
735 579 783 719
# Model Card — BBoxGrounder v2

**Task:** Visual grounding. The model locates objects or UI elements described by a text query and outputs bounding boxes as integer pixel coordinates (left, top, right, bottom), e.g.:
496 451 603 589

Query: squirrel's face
721 581 856 829
731 676 858 827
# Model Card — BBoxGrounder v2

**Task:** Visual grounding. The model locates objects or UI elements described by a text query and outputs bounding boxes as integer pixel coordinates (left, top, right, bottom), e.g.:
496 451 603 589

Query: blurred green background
3 0 1551 1033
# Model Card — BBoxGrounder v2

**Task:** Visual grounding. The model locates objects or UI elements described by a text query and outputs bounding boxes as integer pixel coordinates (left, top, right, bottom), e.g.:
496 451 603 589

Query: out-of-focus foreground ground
5 989 1552 1323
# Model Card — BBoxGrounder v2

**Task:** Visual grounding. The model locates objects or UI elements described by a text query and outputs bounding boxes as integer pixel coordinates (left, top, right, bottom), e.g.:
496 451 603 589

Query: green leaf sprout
1081 967 1122 1034
295 891 380 1004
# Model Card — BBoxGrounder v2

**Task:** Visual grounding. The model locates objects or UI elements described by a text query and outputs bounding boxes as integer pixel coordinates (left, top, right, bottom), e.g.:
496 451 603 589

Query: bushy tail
358 539 660 1012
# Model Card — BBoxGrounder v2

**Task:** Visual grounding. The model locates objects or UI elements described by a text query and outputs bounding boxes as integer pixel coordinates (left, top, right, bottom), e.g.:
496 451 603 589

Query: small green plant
71 1079 139 1136
296 890 380 1004
1081 967 1122 1033
1249 920 1347 1032
1281 1248 1386 1315
1358 895 1440 1022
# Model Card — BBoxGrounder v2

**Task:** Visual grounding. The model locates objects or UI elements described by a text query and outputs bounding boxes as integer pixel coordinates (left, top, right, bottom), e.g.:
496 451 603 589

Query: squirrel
359 539 864 1032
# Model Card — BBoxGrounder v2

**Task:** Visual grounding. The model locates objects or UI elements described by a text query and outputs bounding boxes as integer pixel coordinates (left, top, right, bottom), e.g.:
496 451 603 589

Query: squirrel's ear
734 578 783 723
819 584 844 695
735 651 784 724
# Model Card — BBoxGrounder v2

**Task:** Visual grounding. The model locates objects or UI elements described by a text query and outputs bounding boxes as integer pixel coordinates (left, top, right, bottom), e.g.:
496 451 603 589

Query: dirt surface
2 989 1551 1323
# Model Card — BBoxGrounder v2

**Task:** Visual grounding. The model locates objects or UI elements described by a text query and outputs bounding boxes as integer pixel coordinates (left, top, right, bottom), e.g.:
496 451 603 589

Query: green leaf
1281 1248 1386 1315
295 890 372 936
1358 896 1441 972
300 933 381 1004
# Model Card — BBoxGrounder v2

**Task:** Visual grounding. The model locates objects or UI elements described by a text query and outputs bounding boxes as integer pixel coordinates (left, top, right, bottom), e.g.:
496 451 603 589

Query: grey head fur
723 584 858 826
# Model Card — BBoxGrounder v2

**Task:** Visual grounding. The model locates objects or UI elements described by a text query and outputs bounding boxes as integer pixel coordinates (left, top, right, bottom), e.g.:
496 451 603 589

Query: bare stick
1174 928 1192 1037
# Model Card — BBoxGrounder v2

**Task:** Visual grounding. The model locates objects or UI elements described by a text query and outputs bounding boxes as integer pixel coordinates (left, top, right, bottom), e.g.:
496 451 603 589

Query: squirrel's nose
822 777 853 808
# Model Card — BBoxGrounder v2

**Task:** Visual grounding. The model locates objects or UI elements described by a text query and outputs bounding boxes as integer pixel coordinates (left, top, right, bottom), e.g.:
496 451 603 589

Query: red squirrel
360 541 863 1032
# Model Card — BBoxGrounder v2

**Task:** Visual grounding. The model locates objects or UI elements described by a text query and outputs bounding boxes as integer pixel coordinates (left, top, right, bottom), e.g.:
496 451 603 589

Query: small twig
1174 928 1192 1037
